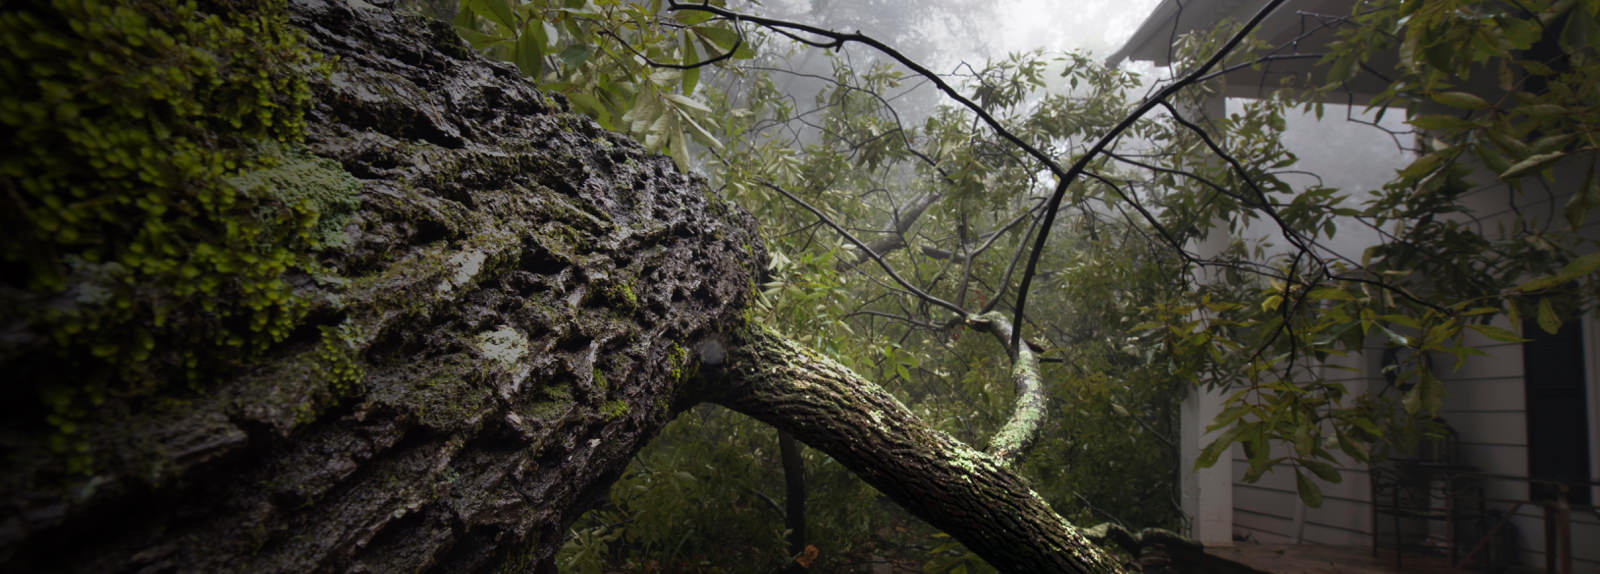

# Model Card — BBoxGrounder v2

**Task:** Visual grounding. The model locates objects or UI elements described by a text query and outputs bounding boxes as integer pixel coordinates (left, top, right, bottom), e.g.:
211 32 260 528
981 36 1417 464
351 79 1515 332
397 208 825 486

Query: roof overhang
1106 0 1402 101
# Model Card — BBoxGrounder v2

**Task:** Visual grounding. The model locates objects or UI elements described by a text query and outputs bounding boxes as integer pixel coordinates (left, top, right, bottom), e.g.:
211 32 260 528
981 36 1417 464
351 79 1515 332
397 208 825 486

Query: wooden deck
1206 543 1477 574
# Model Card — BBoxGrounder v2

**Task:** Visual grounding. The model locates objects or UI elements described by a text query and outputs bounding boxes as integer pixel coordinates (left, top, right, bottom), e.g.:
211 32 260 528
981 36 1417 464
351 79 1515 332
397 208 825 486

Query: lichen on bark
0 1 761 571
2 1 1209 572
704 323 1124 573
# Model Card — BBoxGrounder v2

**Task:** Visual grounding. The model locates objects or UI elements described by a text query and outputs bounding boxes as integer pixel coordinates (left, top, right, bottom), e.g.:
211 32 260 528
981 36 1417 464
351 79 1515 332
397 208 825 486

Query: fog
744 0 1413 259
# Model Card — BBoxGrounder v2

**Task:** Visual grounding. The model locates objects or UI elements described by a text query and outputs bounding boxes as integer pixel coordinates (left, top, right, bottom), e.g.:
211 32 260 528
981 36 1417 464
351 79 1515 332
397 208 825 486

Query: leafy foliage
1155 0 1600 501
438 0 1600 564
452 0 752 167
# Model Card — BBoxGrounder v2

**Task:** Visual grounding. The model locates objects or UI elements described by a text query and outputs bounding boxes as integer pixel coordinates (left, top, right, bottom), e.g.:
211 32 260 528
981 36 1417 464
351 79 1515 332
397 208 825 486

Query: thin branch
758 180 966 316
1012 0 1295 354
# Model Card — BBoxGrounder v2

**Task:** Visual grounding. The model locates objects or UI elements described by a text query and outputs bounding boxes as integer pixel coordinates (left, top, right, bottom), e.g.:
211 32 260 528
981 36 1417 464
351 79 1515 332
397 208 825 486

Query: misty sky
751 0 1411 260
993 0 1167 58
990 0 1410 258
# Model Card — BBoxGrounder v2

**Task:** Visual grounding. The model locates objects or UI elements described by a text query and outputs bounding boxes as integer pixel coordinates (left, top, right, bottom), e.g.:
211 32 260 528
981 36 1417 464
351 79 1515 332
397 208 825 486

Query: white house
1109 0 1600 571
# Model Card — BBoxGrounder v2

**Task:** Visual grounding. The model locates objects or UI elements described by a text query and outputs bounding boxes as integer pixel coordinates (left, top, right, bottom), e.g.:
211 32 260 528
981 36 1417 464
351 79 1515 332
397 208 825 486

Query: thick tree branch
704 325 1125 574
967 312 1047 465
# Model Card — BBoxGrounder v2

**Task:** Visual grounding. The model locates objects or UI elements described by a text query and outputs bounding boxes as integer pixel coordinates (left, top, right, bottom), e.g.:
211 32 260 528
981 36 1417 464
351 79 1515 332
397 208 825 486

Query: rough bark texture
0 1 1264 572
0 1 761 571
969 312 1047 464
706 325 1126 573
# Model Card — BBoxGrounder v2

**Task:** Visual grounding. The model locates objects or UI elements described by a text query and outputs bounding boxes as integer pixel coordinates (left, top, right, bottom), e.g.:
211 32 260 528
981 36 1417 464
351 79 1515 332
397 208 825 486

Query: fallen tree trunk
1 0 761 570
0 1 1152 572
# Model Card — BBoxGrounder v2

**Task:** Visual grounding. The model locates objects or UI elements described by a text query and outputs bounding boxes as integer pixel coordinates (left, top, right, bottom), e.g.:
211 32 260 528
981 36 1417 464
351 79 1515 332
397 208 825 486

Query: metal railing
1372 464 1596 574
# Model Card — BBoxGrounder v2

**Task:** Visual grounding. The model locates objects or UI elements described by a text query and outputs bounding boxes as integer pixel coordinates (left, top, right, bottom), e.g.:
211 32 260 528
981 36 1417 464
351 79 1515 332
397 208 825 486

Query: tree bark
778 430 808 571
705 325 1124 573
2 1 1157 573
0 1 761 571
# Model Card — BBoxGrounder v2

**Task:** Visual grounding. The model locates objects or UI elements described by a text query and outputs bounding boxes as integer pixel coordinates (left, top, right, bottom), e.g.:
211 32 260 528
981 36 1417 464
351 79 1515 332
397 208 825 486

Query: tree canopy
4 0 1598 571
431 0 1600 569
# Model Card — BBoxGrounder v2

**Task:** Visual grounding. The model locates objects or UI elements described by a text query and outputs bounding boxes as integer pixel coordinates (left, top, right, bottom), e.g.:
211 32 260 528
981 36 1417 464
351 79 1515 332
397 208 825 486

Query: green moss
524 398 568 421
495 532 543 573
0 0 328 469
600 400 628 420
408 358 494 430
604 280 637 312
667 342 691 382
316 322 367 399
227 143 362 249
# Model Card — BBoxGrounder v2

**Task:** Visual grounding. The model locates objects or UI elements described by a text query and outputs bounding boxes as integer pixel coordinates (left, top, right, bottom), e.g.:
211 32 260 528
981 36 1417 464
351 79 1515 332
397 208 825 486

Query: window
1522 318 1593 505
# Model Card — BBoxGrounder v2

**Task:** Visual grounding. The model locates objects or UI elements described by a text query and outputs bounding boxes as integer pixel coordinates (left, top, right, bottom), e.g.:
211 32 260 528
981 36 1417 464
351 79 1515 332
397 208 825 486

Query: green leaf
1472 142 1513 175
1570 179 1600 229
469 0 519 32
1537 297 1561 334
1514 273 1567 293
680 32 701 96
695 26 752 58
1501 152 1566 179
1500 17 1542 49
1399 150 1449 178
1302 459 1343 483
1561 3 1593 54
1336 430 1370 462
679 110 722 150
514 30 544 77
696 26 739 51
1467 323 1529 343
565 92 611 127
542 21 560 50
1296 468 1326 508
1241 456 1277 483
1430 91 1490 110
663 92 712 113
1196 423 1247 470
1528 133 1575 155
1349 416 1381 438
1420 370 1446 415
669 124 690 167
456 27 509 50
1561 252 1600 278
1243 427 1268 467
1409 114 1478 131
1518 103 1569 118
1487 126 1530 157
560 44 594 72
1293 424 1314 457
1207 404 1250 432
676 10 716 26
1325 54 1357 85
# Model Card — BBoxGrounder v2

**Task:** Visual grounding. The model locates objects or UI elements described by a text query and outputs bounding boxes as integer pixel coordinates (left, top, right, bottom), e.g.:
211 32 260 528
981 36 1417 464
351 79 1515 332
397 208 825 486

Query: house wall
1229 345 1381 548
1113 0 1600 565
1440 316 1600 572
1226 160 1600 571
1438 165 1600 571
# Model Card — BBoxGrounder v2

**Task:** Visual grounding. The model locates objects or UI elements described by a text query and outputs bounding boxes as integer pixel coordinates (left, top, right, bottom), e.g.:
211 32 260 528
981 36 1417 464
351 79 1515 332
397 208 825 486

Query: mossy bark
0 2 1216 573
0 1 759 571
704 325 1125 573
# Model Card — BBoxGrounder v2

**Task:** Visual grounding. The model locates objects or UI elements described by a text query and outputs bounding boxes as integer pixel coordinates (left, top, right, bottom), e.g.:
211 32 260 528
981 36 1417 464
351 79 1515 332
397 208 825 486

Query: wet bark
705 325 1124 573
0 2 1205 573
0 1 760 571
